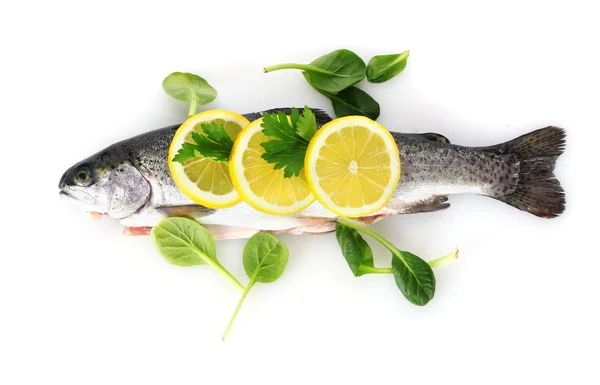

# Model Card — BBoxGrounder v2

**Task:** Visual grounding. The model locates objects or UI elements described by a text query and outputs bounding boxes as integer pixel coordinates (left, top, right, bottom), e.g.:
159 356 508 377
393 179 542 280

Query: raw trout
58 108 566 239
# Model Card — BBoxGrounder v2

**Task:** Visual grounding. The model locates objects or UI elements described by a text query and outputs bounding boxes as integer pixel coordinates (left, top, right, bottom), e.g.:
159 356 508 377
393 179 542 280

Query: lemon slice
304 116 401 218
168 110 249 208
229 118 315 215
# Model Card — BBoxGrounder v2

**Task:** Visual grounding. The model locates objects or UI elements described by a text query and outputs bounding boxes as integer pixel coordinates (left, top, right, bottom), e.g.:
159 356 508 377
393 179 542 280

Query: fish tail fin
490 126 566 218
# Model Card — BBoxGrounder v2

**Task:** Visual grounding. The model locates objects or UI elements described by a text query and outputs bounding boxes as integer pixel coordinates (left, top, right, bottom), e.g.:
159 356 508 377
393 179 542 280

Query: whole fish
58 108 566 239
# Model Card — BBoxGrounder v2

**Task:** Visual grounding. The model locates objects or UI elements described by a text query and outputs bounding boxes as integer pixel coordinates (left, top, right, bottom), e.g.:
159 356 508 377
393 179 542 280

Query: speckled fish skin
391 129 566 218
58 108 566 237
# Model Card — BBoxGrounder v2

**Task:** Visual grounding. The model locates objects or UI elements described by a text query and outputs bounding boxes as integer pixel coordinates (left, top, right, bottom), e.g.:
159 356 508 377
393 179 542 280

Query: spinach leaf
304 73 380 120
264 49 366 94
335 221 375 276
162 72 217 116
151 216 216 266
222 232 288 340
336 217 437 305
151 217 244 291
367 51 410 83
330 87 381 120
243 232 289 282
391 251 436 306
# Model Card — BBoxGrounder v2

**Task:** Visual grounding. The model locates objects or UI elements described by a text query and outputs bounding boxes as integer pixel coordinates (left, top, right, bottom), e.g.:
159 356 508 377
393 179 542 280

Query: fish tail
489 126 566 218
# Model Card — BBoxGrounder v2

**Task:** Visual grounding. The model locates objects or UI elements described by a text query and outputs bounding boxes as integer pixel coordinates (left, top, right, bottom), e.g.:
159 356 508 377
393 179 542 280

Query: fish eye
74 168 91 186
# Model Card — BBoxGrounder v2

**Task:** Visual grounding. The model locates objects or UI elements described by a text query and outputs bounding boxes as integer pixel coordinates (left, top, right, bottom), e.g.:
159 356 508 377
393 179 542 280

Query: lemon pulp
305 116 400 217
229 118 314 215
168 111 249 208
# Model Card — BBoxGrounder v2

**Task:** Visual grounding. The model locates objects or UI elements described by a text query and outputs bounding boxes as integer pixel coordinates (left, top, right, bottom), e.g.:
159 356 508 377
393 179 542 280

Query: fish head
59 153 151 219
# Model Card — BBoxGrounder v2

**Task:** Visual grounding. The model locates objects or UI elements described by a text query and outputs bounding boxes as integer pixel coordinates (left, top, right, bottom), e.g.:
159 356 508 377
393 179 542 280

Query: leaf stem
359 266 393 274
337 217 459 270
222 277 255 341
263 63 346 77
427 249 459 269
201 255 245 293
188 92 197 116
337 217 401 255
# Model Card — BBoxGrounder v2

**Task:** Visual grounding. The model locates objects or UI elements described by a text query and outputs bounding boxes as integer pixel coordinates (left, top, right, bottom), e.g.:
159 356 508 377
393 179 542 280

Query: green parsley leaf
192 123 234 162
260 107 318 178
172 142 200 163
171 122 233 163
296 106 318 142
290 107 300 130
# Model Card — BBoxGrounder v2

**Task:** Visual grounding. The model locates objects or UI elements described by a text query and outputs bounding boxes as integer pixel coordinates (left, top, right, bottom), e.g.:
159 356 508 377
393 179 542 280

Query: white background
1 1 598 384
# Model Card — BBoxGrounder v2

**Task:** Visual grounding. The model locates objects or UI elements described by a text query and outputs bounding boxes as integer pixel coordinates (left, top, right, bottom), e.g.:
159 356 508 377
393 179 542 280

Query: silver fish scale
122 120 520 219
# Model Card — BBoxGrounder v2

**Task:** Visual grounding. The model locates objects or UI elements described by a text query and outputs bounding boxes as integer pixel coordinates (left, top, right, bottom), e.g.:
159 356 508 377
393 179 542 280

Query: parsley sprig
172 122 234 163
172 106 318 175
260 106 318 178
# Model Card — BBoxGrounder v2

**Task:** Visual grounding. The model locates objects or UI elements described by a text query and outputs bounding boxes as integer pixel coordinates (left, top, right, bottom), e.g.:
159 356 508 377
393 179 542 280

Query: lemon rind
168 110 249 209
304 116 401 218
229 119 315 215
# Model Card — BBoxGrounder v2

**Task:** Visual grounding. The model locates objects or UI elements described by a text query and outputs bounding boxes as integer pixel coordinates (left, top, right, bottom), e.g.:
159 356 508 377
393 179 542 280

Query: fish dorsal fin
245 108 453 145
419 133 451 144
243 110 451 143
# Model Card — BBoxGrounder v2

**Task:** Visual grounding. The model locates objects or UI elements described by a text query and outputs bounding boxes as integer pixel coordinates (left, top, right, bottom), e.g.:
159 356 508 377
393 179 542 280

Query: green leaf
330 87 380 120
172 142 200 163
191 123 233 162
151 217 244 291
243 232 289 283
172 123 233 163
367 51 410 83
261 111 297 142
222 232 289 340
295 106 318 142
391 251 436 306
162 72 217 116
151 217 216 266
336 217 438 305
335 221 375 276
260 109 309 178
162 72 217 104
290 107 300 130
304 73 380 120
264 49 366 94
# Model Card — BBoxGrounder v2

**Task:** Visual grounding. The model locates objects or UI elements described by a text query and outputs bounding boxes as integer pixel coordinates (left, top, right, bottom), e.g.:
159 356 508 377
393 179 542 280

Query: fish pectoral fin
354 214 391 226
123 226 153 236
155 205 216 218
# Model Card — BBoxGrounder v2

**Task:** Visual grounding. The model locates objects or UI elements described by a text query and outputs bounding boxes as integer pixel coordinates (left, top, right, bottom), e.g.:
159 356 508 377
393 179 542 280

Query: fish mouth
59 187 105 213
59 190 73 199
